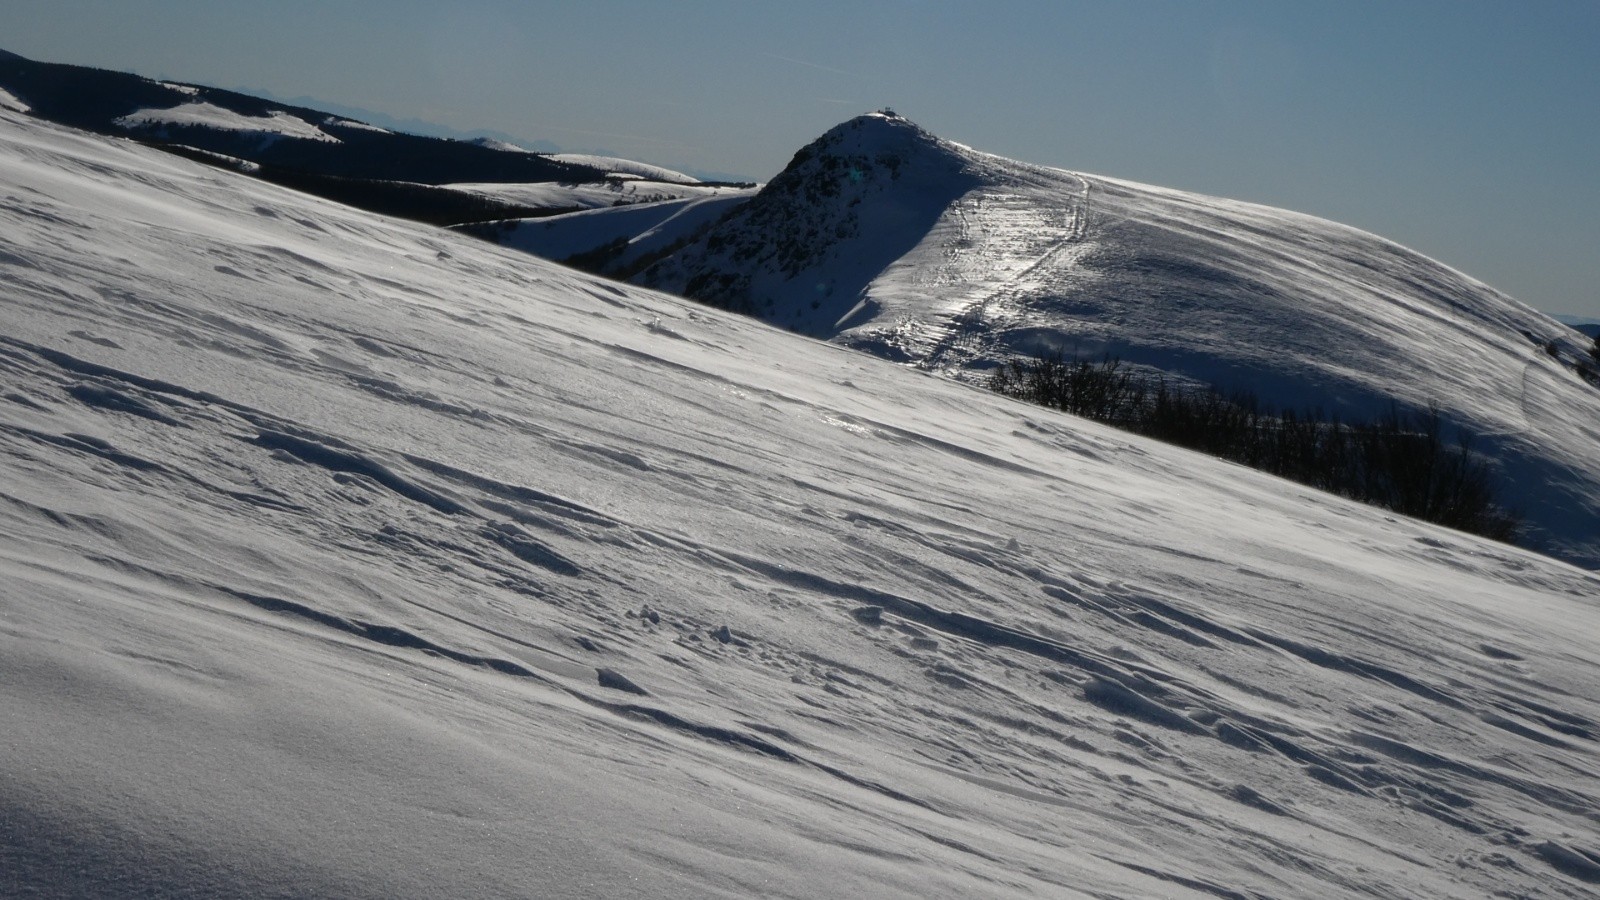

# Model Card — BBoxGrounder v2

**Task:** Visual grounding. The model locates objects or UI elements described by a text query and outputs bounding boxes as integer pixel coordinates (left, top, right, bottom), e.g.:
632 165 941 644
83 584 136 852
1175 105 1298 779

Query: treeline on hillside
989 352 1521 542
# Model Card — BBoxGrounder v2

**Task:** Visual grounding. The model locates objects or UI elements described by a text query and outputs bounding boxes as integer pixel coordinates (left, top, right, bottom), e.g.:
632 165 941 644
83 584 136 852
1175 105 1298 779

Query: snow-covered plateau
2 108 1599 898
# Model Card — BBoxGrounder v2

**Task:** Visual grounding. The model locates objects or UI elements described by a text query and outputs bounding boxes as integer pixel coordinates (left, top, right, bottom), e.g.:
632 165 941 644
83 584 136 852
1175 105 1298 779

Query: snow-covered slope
550 152 698 184
5 108 1600 898
458 189 755 269
459 143 699 184
637 112 1600 567
0 85 28 113
443 177 749 217
115 100 343 144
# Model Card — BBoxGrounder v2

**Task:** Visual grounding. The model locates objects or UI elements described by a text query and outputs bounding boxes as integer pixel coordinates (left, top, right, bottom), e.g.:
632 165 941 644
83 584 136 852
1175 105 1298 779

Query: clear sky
3 0 1598 318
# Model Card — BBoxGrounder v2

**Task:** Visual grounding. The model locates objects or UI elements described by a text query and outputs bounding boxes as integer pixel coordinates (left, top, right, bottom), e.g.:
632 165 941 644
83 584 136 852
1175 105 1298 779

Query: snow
324 115 391 134
462 191 754 268
470 136 532 152
552 152 699 184
444 177 747 213
4 106 1600 898
638 113 1600 569
116 101 341 143
0 86 28 113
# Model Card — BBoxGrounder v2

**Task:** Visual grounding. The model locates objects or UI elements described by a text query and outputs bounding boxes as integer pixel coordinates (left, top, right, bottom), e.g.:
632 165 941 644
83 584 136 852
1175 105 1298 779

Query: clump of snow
0 86 29 113
116 101 340 144
159 82 201 96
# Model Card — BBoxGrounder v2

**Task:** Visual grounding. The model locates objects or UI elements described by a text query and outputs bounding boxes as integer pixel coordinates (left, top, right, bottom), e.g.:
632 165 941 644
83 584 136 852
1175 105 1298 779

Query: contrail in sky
763 52 858 78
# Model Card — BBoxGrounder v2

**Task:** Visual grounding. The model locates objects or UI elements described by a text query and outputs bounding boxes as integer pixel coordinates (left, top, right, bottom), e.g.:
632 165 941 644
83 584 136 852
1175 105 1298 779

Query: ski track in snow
920 170 1094 372
3 108 1600 898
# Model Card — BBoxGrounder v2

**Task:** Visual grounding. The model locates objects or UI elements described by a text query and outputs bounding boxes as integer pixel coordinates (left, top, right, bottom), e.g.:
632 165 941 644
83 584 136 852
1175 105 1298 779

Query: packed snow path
3 109 1600 897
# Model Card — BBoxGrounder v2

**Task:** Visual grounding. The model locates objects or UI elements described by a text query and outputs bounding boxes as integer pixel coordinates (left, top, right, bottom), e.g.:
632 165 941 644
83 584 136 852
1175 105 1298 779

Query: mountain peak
793 109 960 171
834 107 918 133
634 112 980 336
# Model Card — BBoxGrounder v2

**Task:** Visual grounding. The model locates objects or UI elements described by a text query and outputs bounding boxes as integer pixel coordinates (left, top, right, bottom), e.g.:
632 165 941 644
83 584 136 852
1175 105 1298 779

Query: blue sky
3 1 1597 317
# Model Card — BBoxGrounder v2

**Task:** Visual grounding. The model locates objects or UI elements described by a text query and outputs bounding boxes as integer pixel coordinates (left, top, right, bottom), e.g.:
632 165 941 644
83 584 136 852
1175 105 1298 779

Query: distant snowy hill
0 49 603 187
549 153 699 184
0 49 763 232
6 100 1600 900
454 189 757 272
0 48 771 229
632 112 1600 567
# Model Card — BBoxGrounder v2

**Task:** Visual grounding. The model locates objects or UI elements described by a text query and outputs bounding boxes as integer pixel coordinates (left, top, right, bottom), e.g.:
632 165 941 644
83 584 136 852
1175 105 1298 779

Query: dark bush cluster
989 351 1521 542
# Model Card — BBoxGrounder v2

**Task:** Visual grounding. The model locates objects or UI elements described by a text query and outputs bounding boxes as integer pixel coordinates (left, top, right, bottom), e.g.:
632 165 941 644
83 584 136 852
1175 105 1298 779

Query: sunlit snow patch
552 153 698 184
116 101 340 143
0 86 28 113
324 116 390 134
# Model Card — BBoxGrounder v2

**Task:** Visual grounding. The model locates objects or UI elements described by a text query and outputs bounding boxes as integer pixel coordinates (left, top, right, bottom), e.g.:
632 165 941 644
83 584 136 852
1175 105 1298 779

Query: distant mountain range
0 49 767 229
225 87 563 153
0 48 713 226
0 50 603 183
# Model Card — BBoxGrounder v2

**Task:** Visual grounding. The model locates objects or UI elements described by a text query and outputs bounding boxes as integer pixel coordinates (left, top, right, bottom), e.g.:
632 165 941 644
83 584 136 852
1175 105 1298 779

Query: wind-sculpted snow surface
3 108 1600 898
636 112 1600 567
